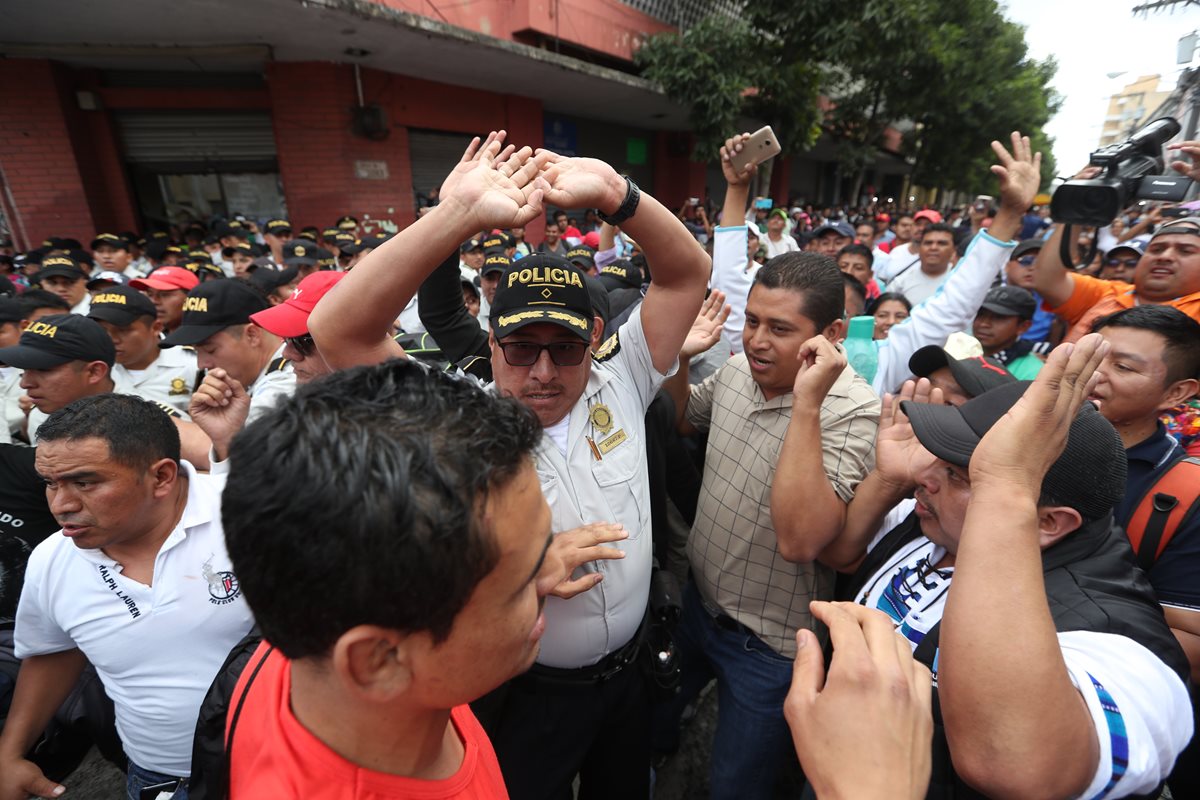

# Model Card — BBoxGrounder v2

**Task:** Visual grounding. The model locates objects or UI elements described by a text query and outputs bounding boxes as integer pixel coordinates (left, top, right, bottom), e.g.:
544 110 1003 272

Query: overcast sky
1001 0 1197 174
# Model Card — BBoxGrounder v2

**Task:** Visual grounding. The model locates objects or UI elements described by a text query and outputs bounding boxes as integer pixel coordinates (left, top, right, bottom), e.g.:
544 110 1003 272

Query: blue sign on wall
543 117 578 156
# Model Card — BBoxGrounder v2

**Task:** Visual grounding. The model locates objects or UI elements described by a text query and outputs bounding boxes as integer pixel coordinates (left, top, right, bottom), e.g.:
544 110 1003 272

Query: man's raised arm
311 132 547 368
538 154 710 374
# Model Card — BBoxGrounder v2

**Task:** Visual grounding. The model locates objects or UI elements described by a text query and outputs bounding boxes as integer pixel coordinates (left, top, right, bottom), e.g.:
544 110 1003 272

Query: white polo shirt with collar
13 461 254 776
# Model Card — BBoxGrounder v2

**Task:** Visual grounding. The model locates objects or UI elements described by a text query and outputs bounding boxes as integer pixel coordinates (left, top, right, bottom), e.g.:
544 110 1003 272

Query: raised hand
720 132 758 187
439 130 549 232
189 368 251 461
990 131 1042 214
536 152 625 214
792 335 847 408
1168 140 1200 182
968 333 1109 496
680 290 731 359
536 523 628 600
876 379 944 492
786 601 933 800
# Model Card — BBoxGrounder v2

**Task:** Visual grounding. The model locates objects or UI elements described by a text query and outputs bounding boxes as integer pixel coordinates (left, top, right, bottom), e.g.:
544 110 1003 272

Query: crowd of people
0 128 1197 800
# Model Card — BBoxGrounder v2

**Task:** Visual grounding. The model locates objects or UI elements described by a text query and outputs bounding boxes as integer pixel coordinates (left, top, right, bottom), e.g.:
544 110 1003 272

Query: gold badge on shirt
589 403 614 436
169 377 188 396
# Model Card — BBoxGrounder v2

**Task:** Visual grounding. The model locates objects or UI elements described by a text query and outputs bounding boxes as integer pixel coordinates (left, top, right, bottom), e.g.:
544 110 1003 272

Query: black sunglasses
285 334 315 357
1103 257 1139 268
497 341 589 367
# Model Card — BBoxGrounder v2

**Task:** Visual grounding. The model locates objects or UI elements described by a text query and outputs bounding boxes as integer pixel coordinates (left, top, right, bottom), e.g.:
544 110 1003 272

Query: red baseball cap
250 270 345 338
914 209 943 224
130 266 199 292
582 231 601 249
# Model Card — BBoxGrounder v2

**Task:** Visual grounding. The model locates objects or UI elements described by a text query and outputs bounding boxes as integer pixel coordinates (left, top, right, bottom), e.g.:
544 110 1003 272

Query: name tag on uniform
598 429 626 455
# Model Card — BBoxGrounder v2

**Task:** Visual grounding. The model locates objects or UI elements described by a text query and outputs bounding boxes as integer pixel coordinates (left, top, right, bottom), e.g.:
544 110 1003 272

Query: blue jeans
655 581 796 800
126 760 188 800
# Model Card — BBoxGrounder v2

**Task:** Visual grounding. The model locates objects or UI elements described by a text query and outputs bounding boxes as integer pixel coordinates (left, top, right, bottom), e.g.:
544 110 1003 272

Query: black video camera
1051 117 1191 227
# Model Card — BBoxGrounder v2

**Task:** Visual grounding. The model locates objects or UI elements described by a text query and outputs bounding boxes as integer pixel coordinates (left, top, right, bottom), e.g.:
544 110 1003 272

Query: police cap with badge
160 280 270 348
34 255 88 285
283 240 333 268
598 259 642 292
566 245 597 273
87 286 157 327
0 314 115 369
490 253 594 342
482 251 511 276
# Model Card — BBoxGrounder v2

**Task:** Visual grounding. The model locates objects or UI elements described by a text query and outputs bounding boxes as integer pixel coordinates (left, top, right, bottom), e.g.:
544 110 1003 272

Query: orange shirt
1050 274 1200 343
227 643 509 800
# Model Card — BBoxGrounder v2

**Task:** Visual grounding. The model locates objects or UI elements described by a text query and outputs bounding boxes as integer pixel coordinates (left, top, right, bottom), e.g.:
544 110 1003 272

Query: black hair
841 272 867 317
752 252 845 331
920 222 955 240
895 212 915 224
867 291 912 316
38 394 180 469
17 289 69 316
222 360 542 659
1091 305 1200 385
837 243 874 266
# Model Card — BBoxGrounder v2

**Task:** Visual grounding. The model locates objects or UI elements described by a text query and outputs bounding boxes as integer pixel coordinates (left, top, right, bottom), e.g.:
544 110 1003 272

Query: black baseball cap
814 221 855 239
160 280 270 347
343 233 390 254
482 233 512 253
482 251 511 276
979 286 1036 320
909 345 1015 398
283 240 324 266
248 265 299 294
90 233 129 251
490 254 593 342
297 228 320 242
0 298 23 324
34 256 87 283
460 239 484 254
902 381 1126 521
87 286 158 326
1011 239 1043 260
264 218 292 236
566 246 597 272
336 215 359 230
0 314 115 369
145 240 183 262
598 259 642 291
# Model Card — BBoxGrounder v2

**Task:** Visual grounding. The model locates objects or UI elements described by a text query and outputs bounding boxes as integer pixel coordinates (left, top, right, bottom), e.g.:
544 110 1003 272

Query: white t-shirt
857 517 1192 799
886 265 953 306
14 463 255 775
762 233 799 260
544 412 571 456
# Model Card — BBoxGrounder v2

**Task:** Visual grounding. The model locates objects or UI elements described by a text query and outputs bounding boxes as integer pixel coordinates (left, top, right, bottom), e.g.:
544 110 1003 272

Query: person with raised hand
836 335 1192 799
311 133 710 799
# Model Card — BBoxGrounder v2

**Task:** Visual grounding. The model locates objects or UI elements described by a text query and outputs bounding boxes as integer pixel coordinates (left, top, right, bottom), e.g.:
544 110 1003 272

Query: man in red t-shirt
219 361 579 799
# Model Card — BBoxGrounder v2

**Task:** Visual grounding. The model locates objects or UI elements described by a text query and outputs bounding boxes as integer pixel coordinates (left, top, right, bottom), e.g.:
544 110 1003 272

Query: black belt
711 613 751 635
526 633 642 685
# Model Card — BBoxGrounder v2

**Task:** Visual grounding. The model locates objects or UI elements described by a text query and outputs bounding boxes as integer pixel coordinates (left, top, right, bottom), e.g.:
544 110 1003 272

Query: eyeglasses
285 334 315 357
1103 257 1139 269
497 341 589 367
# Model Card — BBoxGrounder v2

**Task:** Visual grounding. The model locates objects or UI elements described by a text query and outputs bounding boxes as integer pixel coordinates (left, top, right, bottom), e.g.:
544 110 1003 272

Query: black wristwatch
597 176 641 226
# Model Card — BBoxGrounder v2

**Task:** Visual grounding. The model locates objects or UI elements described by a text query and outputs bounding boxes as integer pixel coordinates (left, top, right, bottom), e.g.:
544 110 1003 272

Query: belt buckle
598 643 635 682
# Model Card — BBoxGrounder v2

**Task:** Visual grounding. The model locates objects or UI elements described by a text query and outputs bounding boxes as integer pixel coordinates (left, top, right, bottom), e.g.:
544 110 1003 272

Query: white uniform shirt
521 311 670 668
855 519 1193 800
14 463 254 776
245 343 295 424
0 368 19 444
113 346 199 416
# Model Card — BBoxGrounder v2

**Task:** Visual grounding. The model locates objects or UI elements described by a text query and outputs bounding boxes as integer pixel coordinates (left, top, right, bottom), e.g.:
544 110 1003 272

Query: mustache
914 490 938 520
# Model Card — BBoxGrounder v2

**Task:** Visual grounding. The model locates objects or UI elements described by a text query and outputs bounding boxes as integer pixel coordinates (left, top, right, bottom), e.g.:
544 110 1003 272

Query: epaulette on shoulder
453 355 493 383
266 356 289 374
592 332 620 363
153 401 182 419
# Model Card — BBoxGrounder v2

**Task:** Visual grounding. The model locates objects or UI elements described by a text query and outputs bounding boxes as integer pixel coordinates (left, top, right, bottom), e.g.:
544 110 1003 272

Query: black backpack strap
1137 493 1181 573
221 643 275 800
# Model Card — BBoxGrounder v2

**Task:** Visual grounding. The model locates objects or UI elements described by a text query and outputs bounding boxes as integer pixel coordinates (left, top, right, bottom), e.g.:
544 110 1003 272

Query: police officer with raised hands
311 130 711 799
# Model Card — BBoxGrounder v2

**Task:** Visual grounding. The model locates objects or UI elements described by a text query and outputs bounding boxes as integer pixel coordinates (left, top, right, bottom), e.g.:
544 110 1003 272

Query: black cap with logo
909 345 1015 398
0 298 23 324
160 280 270 347
34 255 87 284
598 259 642 291
482 233 512 253
482 251 511 276
264 218 292 236
0 314 115 369
90 233 129 251
87 286 158 326
490 254 594 342
283 240 327 267
902 381 1126 521
566 245 596 272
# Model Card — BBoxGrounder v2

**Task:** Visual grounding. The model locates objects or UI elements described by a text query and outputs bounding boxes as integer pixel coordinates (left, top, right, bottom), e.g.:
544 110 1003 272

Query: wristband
598 176 641 226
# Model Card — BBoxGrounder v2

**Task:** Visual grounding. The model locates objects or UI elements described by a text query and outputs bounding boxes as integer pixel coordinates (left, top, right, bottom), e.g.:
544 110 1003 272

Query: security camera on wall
351 104 390 141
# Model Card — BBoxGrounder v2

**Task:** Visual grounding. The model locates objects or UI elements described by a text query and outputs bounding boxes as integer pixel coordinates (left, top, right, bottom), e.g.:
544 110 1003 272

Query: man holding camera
1035 141 1200 341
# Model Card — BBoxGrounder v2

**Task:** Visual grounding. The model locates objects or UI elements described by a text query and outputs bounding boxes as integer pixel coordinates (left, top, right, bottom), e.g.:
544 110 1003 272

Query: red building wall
0 59 97 249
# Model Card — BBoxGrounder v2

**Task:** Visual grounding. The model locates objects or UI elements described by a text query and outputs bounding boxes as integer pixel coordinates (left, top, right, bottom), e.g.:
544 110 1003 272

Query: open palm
537 152 621 211
876 379 944 491
439 131 547 230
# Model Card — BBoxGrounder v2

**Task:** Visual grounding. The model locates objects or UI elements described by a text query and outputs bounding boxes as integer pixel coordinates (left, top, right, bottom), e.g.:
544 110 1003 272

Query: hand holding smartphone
730 126 782 175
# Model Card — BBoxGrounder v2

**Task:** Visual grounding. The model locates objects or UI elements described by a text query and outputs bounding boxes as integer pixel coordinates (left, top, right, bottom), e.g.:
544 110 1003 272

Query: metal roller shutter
408 129 476 199
116 112 277 168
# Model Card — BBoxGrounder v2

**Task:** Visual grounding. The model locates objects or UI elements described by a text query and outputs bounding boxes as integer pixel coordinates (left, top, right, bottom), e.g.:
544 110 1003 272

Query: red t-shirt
227 643 509 800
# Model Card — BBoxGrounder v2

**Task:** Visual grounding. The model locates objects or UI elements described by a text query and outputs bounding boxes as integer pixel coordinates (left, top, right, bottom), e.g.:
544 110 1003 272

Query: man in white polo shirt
0 394 254 800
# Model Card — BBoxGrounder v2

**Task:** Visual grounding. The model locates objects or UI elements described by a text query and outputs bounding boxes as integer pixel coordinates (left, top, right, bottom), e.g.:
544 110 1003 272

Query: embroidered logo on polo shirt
202 555 242 605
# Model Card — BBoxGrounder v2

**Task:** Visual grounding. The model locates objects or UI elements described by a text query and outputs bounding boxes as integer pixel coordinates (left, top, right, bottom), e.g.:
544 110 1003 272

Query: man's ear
823 317 846 343
331 625 417 702
1160 378 1199 413
1036 506 1083 550
85 361 110 385
148 457 180 499
1017 319 1033 336
590 317 605 351
243 322 264 346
